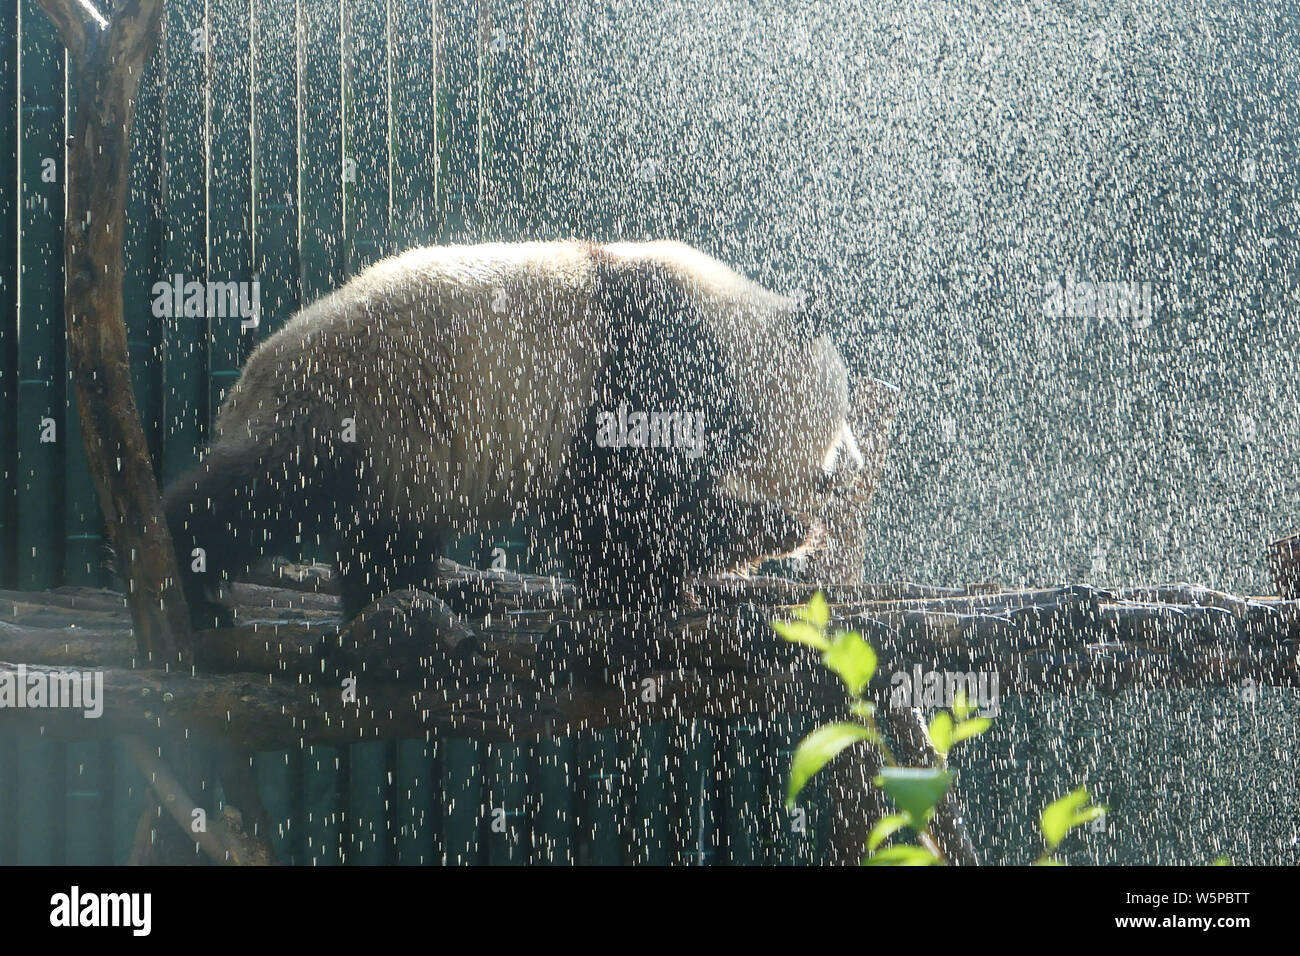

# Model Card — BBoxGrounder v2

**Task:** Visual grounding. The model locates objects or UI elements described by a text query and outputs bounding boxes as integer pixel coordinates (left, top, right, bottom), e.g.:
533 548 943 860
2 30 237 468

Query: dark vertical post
395 738 439 865
64 741 112 864
533 733 575 864
160 0 209 485
345 741 389 864
252 751 297 863
676 720 717 865
16 738 61 863
207 0 253 418
442 736 482 864
301 743 343 865
486 741 529 864
723 720 762 864
15 0 65 589
580 728 623 865
630 723 668 864
0 0 18 588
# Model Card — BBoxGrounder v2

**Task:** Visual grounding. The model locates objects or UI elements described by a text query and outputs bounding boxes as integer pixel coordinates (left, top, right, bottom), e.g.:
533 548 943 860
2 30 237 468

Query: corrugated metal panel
207 0 253 422
160 0 209 485
0 0 18 587
253 0 300 333
15 0 64 589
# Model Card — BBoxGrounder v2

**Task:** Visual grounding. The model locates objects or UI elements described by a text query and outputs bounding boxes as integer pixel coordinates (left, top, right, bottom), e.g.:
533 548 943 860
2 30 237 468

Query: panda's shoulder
342 240 594 294
598 240 791 313
599 240 736 288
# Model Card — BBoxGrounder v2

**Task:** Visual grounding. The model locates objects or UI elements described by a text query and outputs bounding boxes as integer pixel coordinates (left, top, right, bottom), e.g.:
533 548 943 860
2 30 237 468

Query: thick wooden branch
124 736 277 865
33 0 94 64
1 566 1296 754
37 0 187 660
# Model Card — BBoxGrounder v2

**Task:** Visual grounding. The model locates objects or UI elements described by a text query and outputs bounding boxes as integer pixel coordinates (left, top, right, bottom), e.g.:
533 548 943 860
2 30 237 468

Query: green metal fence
0 0 828 864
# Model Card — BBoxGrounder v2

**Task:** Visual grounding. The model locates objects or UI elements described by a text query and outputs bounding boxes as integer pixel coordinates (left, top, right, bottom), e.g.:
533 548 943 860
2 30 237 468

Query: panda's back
215 241 609 523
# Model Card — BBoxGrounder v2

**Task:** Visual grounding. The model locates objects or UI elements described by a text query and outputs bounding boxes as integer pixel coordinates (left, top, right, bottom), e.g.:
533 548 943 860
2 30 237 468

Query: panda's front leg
164 439 282 630
336 517 396 621
335 515 446 621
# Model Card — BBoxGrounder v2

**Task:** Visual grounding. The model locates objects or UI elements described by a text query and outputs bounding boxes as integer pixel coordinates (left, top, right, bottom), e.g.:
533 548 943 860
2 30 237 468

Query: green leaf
1212 856 1232 866
928 711 954 756
952 716 992 745
864 844 941 866
772 619 829 652
796 591 830 632
873 767 954 826
1040 787 1105 851
866 814 909 852
951 690 976 720
1035 857 1066 867
849 700 876 720
821 630 877 697
787 722 877 808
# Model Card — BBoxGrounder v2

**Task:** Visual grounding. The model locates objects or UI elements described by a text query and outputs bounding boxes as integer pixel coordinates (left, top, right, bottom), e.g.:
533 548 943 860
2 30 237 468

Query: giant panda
163 240 866 627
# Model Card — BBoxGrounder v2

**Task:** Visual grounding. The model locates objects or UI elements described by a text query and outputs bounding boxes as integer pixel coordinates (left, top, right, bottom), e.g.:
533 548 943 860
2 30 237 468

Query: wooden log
124 737 275 865
691 575 968 606
1 571 1296 755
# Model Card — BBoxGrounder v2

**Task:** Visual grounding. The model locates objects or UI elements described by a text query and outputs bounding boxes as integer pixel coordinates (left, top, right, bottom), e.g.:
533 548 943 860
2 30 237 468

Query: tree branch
38 0 185 661
123 736 277 865
33 0 95 64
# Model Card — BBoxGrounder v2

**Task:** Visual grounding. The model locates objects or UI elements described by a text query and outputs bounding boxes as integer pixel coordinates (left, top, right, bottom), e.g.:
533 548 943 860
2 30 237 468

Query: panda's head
598 241 866 521
716 313 865 519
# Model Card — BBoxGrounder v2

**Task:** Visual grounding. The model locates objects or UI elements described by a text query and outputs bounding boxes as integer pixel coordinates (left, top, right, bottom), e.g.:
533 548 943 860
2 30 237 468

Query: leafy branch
776 592 1106 866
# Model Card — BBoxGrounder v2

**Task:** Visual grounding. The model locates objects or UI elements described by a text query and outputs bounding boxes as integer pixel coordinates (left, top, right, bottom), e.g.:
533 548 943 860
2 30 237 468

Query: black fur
164 435 354 625
554 260 810 607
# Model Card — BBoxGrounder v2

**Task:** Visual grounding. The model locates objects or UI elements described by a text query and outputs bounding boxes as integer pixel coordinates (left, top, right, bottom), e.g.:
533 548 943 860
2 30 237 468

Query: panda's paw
189 596 236 631
769 510 819 557
796 518 828 555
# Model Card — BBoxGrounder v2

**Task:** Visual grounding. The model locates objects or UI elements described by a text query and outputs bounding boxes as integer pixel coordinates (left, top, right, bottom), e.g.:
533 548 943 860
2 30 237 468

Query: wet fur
164 245 819 627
